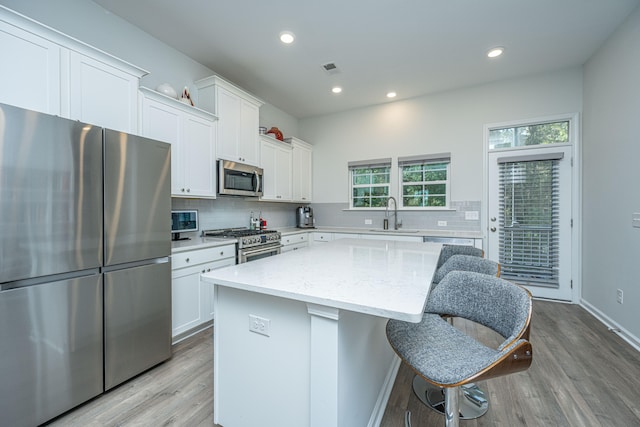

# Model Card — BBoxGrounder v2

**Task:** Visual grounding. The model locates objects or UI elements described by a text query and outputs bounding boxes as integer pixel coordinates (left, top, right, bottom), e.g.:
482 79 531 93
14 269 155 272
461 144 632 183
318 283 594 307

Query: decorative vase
267 127 284 141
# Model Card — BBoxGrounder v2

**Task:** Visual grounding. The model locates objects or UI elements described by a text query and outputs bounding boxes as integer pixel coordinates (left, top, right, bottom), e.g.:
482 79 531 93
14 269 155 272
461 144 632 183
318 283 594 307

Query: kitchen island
201 239 442 427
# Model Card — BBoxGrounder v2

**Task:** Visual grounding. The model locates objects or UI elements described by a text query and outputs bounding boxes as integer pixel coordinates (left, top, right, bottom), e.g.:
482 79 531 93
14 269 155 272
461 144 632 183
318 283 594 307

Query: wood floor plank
44 300 640 427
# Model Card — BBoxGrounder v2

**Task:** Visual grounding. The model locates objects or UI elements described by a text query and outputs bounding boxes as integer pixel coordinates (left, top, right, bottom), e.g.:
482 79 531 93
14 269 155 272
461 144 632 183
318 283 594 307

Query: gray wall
582 5 640 341
299 68 583 233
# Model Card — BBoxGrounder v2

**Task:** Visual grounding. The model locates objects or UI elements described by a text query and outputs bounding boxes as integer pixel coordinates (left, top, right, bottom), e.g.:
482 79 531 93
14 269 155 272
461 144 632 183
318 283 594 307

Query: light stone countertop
171 237 237 254
201 238 442 322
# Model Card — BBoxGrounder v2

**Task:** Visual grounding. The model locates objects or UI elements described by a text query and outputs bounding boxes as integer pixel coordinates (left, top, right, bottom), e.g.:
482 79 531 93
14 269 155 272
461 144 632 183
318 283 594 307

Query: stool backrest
432 254 500 284
426 271 532 350
437 244 484 268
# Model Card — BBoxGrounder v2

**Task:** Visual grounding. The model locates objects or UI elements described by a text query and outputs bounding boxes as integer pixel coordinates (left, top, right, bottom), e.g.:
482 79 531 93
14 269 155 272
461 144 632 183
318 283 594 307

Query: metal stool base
412 375 489 420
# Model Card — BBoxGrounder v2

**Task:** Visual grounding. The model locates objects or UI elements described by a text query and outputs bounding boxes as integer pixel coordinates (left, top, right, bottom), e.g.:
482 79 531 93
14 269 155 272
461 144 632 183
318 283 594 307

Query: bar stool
413 254 500 419
386 271 533 427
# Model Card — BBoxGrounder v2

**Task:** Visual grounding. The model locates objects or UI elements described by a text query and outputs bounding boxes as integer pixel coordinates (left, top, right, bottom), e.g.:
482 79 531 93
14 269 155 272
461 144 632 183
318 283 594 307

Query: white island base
204 239 442 427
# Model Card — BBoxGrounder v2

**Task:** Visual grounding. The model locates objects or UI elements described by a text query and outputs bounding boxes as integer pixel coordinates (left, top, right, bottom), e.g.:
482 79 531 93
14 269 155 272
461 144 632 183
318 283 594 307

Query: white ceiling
94 0 639 119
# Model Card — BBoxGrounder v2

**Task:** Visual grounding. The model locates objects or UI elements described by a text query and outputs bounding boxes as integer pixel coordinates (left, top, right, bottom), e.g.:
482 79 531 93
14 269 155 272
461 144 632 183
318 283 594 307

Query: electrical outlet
437 220 447 227
616 289 623 304
465 211 479 220
249 314 271 337
633 212 640 228
364 219 373 225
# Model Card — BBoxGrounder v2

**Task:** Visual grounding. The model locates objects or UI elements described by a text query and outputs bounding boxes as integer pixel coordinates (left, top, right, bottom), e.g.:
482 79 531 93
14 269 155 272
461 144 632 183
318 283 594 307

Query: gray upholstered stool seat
386 271 533 427
387 313 512 385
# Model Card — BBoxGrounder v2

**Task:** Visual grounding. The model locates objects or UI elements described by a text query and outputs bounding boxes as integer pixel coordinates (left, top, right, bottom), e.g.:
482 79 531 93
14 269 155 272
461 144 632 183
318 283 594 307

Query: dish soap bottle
250 211 256 230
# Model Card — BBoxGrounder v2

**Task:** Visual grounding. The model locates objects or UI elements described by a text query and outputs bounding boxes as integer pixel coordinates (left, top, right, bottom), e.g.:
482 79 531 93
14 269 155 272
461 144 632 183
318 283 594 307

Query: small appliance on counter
296 206 315 228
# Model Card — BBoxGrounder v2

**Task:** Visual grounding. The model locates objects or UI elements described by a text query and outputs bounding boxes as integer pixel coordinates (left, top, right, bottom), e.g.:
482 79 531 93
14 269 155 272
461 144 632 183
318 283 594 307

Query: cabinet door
260 141 277 200
260 140 292 201
67 52 139 133
0 21 60 115
292 143 312 202
216 86 241 161
276 145 292 200
182 114 216 198
239 100 260 165
171 265 204 337
141 98 182 195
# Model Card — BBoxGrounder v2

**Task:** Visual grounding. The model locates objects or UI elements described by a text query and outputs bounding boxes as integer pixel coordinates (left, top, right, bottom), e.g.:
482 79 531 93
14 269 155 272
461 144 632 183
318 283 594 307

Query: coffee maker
296 206 315 228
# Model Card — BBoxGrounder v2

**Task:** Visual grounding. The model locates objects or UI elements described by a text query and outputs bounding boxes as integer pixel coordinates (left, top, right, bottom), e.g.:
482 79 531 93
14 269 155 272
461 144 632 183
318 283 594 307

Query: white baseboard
580 299 640 352
368 355 402 427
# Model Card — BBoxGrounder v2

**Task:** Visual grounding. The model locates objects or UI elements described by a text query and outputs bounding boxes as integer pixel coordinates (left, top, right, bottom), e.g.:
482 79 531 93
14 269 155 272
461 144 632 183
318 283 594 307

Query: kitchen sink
368 229 420 233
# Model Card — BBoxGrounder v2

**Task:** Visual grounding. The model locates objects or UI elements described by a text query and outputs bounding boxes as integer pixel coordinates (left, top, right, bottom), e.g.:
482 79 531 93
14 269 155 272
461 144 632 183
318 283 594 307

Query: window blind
498 158 560 288
348 158 392 169
398 152 451 166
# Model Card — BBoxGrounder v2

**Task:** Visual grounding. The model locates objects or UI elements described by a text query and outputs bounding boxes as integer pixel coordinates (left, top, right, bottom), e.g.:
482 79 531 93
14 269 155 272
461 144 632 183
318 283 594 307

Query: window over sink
348 158 391 208
399 153 450 209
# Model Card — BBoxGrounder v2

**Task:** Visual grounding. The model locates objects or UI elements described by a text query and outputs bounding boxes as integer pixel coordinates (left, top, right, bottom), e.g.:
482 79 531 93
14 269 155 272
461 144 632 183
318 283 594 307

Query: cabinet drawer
282 233 309 246
172 244 235 270
313 232 333 242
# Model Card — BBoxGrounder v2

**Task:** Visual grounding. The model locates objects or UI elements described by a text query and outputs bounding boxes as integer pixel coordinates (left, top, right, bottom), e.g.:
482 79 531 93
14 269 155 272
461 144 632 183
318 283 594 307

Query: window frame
348 158 392 209
398 153 451 210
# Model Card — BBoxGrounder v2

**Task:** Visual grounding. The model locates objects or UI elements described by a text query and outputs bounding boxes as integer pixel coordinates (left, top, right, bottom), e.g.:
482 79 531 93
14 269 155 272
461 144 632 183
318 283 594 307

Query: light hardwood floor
46 301 640 426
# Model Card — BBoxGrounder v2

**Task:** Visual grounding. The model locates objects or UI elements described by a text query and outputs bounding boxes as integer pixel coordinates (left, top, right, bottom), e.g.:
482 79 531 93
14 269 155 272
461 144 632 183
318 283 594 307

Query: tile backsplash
173 198 481 234
309 201 482 231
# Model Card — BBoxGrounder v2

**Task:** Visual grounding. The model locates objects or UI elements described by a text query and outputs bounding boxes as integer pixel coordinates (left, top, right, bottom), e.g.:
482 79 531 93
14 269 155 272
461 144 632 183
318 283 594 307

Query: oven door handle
243 244 283 257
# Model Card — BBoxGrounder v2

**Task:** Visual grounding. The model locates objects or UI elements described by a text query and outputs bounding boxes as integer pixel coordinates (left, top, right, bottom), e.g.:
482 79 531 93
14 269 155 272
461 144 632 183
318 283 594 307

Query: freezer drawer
0 274 103 427
104 261 172 390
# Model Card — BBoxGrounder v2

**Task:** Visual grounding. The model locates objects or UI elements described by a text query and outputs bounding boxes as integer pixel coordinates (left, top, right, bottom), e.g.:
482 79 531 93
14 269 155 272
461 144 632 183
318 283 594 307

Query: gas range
202 228 281 249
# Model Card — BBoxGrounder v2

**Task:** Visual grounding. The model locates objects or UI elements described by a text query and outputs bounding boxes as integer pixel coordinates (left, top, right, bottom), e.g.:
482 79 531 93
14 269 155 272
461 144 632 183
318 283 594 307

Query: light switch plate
437 220 447 227
365 219 373 225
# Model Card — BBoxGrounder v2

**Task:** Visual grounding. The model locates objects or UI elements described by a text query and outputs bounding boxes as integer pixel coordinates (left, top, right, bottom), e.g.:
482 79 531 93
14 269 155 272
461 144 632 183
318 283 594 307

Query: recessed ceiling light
386 92 397 98
332 86 342 94
279 31 295 44
487 47 504 58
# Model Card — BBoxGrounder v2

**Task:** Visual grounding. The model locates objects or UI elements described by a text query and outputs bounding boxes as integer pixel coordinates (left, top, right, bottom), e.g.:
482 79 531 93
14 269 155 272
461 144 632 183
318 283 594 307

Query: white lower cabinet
359 233 423 242
171 245 235 340
281 233 309 252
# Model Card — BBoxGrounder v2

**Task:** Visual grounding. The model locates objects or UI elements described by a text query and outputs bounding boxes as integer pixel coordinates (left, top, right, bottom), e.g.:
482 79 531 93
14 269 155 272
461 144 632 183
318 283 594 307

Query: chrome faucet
385 196 402 230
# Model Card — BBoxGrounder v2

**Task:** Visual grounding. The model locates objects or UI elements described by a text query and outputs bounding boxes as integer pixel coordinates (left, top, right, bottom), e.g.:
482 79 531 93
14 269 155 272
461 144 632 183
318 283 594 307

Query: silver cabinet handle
491 217 496 222
220 251 224 256
490 227 497 232
185 257 190 262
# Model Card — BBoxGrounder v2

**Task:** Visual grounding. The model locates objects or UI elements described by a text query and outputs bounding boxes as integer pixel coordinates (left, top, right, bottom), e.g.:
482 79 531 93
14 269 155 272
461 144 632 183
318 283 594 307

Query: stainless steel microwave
218 159 263 197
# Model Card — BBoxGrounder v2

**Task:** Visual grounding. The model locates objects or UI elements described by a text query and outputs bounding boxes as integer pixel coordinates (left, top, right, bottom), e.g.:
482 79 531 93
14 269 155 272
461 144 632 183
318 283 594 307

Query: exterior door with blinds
487 145 572 300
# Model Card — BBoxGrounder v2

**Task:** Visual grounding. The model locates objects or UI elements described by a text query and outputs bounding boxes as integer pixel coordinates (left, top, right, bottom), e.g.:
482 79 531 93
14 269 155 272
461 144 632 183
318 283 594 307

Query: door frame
483 113 582 303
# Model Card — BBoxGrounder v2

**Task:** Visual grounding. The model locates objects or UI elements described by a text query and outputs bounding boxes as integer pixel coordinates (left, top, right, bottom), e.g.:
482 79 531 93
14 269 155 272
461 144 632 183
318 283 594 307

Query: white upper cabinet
65 52 144 134
139 87 218 199
0 6 147 133
287 137 313 203
195 75 264 166
0 20 61 115
260 136 293 202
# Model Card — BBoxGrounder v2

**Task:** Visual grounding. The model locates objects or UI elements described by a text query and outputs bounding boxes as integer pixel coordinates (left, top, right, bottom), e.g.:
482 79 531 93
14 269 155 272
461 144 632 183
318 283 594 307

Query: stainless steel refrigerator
0 103 172 426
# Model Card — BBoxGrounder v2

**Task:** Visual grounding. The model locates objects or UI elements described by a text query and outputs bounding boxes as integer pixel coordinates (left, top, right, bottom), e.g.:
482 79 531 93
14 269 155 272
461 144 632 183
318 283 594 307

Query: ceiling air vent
322 62 340 75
